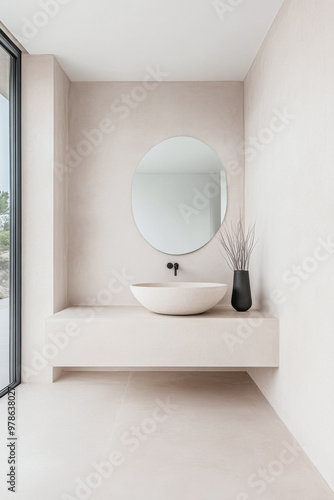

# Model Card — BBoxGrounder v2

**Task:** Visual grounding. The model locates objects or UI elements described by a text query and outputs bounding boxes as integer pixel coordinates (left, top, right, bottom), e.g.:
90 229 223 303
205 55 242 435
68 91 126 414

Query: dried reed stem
217 217 256 270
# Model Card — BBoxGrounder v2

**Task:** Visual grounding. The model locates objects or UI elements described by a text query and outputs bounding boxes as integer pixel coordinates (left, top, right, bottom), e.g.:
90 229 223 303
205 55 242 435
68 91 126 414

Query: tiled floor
0 371 333 500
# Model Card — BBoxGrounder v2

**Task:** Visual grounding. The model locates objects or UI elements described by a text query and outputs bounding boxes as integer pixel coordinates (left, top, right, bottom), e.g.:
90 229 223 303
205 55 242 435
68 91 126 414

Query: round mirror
132 136 227 255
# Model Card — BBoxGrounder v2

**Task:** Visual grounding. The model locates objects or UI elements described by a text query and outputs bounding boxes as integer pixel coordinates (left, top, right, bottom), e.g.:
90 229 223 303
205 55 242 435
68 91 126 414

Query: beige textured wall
22 54 69 382
0 20 26 103
22 55 54 383
68 82 244 306
244 0 334 490
54 59 70 312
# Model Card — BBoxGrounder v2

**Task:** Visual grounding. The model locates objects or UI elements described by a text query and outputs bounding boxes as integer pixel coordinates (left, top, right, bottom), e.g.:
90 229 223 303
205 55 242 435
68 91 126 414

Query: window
0 29 21 397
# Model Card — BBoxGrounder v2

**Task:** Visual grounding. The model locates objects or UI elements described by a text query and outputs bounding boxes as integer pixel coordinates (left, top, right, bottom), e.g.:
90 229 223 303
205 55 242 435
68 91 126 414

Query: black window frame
0 29 21 398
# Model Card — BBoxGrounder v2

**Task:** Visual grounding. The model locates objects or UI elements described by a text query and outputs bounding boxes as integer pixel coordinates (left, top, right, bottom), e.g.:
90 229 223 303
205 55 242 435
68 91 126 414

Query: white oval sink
130 282 228 315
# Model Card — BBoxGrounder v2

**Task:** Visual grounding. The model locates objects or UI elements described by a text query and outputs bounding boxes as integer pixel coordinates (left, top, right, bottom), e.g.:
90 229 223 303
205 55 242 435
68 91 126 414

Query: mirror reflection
132 136 227 255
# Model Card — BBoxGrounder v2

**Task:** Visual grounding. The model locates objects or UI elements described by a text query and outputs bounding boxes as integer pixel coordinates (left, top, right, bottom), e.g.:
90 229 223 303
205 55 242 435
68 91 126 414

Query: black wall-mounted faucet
167 262 179 276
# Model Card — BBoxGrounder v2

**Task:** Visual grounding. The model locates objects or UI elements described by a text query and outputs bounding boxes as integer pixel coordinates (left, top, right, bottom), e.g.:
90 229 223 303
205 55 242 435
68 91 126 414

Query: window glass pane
0 45 10 390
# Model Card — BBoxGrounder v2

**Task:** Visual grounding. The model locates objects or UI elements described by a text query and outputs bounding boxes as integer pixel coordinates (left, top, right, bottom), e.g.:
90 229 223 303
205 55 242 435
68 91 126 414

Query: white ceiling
0 0 285 82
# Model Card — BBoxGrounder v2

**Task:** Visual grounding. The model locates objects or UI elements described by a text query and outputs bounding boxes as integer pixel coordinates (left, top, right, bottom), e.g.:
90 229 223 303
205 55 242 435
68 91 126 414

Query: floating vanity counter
45 306 279 381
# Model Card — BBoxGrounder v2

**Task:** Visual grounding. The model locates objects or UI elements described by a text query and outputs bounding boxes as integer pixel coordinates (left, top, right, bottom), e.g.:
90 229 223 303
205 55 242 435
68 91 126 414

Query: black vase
231 270 252 312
